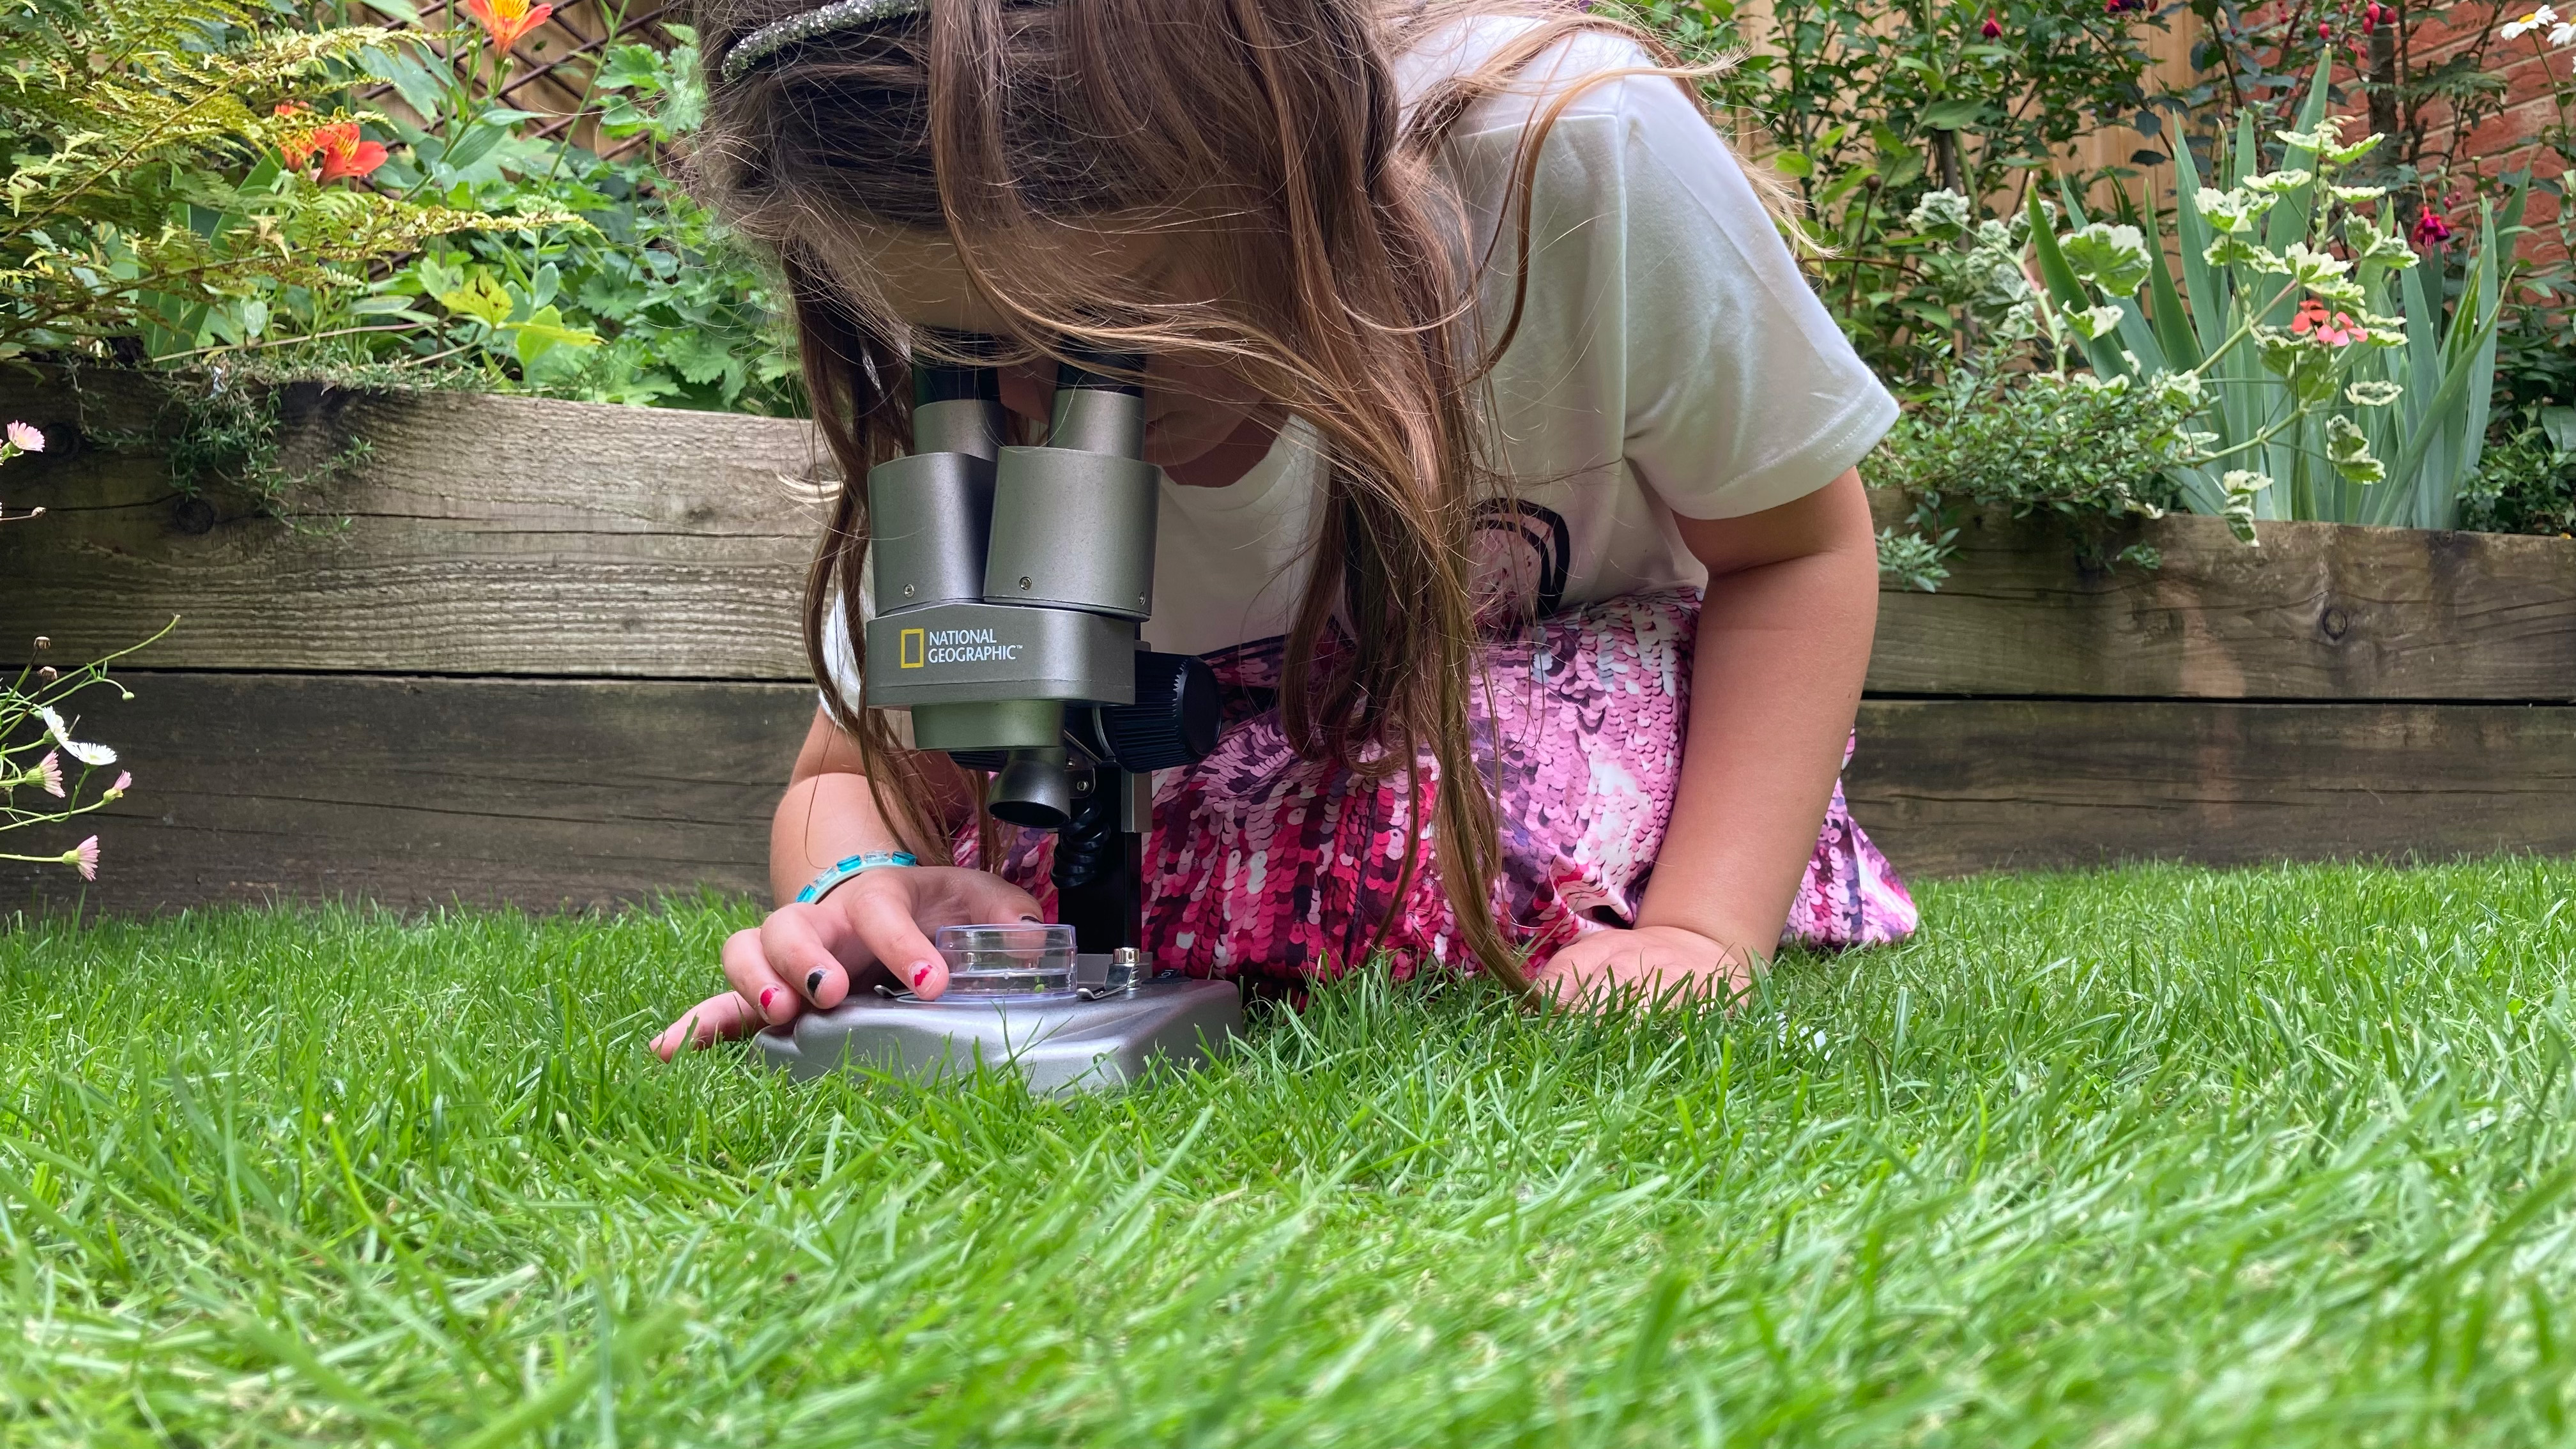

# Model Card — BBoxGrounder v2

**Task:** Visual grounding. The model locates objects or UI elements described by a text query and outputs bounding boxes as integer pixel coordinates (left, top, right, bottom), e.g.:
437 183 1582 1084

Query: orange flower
464 0 554 52
275 102 325 168
316 125 390 183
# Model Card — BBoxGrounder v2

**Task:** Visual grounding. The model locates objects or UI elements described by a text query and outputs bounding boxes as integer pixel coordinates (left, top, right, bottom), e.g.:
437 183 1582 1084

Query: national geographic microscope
753 337 1243 1094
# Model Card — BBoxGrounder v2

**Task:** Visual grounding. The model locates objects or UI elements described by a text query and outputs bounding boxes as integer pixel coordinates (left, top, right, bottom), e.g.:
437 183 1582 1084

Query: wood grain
1848 698 2576 878
0 673 816 914
4 677 2565 915
1866 495 2576 702
8 376 2573 702
0 376 831 679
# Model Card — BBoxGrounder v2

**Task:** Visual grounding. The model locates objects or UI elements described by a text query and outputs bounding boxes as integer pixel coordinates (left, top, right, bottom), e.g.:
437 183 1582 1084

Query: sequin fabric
955 588 1917 990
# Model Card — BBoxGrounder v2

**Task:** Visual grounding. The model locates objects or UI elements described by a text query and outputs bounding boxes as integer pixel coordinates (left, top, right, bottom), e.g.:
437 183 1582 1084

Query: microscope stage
752 974 1243 1096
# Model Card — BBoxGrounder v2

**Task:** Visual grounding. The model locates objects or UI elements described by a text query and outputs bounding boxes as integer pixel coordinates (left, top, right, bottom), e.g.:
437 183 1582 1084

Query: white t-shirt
828 17 1894 685
1138 19 1896 657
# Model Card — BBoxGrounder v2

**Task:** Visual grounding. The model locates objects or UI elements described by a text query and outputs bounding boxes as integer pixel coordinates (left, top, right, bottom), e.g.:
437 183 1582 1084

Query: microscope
754 337 1244 1094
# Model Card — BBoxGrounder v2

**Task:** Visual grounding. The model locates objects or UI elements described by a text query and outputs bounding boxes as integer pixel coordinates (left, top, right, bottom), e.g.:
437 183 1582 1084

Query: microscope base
751 977 1243 1096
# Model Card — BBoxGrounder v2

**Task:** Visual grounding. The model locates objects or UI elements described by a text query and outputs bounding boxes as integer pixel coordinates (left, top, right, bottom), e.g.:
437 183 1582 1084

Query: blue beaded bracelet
794 850 917 904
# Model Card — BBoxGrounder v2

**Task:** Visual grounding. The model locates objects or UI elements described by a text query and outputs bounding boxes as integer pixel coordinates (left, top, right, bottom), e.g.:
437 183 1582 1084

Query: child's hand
1531 924 1754 1011
650 866 1043 1059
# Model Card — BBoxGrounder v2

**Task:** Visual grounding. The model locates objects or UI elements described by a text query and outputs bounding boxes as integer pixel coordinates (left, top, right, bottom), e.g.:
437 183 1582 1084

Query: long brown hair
689 0 1763 993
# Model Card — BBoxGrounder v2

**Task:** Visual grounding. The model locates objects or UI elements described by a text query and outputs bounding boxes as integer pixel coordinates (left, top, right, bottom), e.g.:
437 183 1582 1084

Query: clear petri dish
933 923 1078 1000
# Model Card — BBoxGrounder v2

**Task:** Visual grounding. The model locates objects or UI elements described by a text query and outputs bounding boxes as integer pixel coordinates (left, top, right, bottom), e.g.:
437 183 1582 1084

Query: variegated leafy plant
2025 71 2517 534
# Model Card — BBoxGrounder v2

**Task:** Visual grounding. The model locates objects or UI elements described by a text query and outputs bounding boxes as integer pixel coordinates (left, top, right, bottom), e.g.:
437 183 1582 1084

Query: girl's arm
1532 467 1880 1006
768 708 938 902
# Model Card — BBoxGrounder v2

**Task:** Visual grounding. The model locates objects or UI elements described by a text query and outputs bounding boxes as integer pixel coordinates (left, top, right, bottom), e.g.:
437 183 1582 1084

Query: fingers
947 869 1045 924
650 990 758 1060
719 925 802 1026
839 883 951 1000
760 907 854 1011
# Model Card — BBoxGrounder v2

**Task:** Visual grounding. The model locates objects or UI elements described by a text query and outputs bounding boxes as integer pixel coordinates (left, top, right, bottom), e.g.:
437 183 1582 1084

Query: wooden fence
3 377 2571 913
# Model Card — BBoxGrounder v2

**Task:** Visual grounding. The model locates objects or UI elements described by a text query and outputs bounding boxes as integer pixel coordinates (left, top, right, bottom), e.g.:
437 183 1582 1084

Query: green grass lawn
6 859 2576 1446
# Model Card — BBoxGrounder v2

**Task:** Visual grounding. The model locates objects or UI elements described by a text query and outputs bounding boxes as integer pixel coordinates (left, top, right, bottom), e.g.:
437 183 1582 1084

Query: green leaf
1920 98 1986 130
2140 191 2202 369
436 270 514 329
2026 192 2125 378
2060 222 2152 297
509 305 600 368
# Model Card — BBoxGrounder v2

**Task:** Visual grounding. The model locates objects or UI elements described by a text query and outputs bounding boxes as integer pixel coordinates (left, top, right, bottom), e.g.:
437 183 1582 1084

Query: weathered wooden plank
1866 493 2576 702
0 376 830 679
0 673 816 914
8 373 2572 702
4 674 2564 915
1847 698 2576 878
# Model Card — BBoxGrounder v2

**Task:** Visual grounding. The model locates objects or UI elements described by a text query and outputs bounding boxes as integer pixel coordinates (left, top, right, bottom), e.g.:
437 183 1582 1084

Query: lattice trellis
342 0 680 158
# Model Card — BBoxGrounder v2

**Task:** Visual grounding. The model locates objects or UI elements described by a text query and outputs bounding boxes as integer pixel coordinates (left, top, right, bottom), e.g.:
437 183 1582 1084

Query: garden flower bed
2 376 2572 909
4 858 2573 1442
4 379 2576 907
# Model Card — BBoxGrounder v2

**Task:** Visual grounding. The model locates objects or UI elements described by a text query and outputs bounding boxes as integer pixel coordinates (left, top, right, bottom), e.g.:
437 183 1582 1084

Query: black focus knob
1096 652 1220 772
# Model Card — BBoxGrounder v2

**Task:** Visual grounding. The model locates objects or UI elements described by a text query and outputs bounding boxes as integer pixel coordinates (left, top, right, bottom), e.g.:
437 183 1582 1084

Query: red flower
2411 208 2456 249
464 0 554 52
1981 11 2004 38
2292 298 2367 347
275 103 326 168
315 125 389 183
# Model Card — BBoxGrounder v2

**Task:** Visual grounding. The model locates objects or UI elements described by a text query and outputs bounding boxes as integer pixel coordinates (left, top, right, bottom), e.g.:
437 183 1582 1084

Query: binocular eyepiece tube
861 339 1215 836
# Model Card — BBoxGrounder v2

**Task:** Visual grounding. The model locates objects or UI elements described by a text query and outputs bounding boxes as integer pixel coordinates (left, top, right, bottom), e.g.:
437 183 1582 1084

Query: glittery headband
720 0 927 82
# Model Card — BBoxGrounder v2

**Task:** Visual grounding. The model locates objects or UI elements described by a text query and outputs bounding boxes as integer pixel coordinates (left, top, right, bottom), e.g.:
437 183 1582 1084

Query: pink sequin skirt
959 587 1917 991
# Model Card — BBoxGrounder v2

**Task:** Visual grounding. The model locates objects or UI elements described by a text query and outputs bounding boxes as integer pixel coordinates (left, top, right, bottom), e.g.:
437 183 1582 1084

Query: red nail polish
760 987 776 1010
912 963 930 988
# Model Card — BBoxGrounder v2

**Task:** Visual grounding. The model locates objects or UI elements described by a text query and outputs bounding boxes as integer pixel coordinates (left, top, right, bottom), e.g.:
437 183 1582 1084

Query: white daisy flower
2502 5 2559 38
35 705 117 767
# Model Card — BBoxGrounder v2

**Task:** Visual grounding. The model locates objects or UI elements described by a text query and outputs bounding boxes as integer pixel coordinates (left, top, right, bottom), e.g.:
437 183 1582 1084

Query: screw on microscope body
1019 576 1032 589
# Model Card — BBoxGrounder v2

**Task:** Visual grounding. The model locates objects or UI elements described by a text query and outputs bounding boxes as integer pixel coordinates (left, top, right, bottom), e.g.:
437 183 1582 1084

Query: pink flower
4 421 40 453
1981 11 2004 38
2411 208 2455 249
102 769 130 802
2292 298 2368 346
35 751 62 798
66 836 96 880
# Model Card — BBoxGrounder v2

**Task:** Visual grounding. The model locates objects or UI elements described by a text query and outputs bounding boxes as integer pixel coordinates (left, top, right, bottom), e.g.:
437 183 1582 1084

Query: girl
654 0 1915 1056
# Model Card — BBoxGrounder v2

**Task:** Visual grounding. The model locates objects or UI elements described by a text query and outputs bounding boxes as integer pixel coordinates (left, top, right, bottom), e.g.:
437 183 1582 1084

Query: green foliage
8 861 2576 1440
1872 368 2193 590
73 365 374 517
2464 404 2576 537
0 0 548 366
1634 0 2177 392
203 22 801 415
2028 70 2517 529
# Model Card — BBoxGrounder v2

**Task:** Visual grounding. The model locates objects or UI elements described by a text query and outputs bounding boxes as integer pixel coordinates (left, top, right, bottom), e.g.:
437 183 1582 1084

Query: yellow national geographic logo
899 628 926 668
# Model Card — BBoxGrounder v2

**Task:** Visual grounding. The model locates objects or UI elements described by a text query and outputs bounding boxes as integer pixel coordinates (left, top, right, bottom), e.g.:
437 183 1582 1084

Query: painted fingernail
760 986 777 1011
1020 913 1043 923
911 962 932 988
806 968 827 996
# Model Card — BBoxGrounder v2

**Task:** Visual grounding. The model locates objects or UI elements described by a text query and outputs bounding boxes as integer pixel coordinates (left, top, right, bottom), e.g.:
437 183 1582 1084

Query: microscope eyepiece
986 747 1077 831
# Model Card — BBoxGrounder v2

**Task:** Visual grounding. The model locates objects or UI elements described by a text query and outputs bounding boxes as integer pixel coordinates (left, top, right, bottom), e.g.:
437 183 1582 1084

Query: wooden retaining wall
3 376 2570 913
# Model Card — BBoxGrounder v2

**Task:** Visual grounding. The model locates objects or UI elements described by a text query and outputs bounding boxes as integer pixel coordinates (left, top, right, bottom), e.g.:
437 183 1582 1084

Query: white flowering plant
2025 70 2518 533
0 423 166 882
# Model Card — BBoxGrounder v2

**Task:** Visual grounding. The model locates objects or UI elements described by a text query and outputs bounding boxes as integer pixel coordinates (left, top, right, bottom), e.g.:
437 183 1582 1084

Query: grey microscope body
751 340 1240 1094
